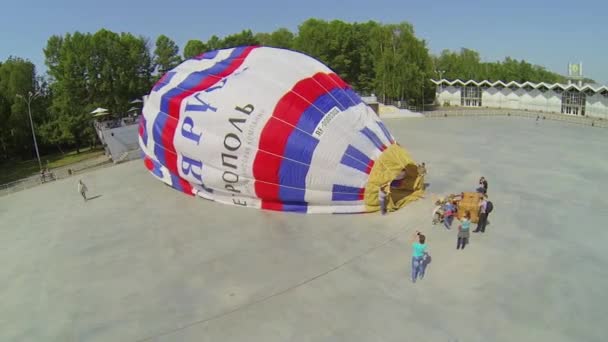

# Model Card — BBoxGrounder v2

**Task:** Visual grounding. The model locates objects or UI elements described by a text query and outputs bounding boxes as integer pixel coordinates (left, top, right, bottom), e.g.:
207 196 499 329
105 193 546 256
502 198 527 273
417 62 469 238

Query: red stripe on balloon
252 72 345 211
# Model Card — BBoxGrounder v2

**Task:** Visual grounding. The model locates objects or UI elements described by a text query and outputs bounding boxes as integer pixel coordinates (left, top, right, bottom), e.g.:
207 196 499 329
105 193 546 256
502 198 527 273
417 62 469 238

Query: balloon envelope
139 46 424 213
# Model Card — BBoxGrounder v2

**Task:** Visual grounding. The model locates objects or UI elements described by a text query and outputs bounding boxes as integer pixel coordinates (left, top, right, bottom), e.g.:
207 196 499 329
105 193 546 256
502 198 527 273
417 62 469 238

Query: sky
1 0 606 84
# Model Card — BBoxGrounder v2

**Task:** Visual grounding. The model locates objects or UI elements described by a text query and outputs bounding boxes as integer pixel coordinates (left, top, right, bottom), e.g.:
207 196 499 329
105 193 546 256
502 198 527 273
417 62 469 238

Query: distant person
40 169 46 183
418 162 427 176
379 183 390 215
78 180 88 202
457 211 472 250
477 176 488 194
474 195 488 233
485 196 494 226
45 168 54 181
410 231 428 283
443 200 456 230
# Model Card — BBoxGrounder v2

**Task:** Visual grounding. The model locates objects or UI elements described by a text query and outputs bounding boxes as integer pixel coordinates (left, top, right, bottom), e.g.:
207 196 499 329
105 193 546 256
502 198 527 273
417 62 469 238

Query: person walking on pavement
474 195 488 233
78 180 88 202
410 231 428 283
457 211 472 249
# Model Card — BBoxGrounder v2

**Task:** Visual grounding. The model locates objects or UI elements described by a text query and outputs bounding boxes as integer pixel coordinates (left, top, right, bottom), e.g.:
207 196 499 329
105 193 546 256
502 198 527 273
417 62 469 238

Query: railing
423 108 608 128
0 155 114 197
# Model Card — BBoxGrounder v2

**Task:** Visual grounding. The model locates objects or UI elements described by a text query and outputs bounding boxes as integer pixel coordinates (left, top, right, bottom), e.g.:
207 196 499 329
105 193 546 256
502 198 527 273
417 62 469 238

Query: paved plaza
1 116 606 342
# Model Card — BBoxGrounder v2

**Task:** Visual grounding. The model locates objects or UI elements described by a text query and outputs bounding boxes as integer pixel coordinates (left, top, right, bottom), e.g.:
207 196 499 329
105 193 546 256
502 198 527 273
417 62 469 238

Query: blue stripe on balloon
340 145 372 173
140 115 148 146
170 173 184 192
360 127 386 151
296 89 361 134
282 202 308 213
152 71 176 92
152 112 168 166
376 121 394 143
193 50 219 60
159 47 247 115
278 86 360 206
344 145 372 165
332 184 363 201
150 159 164 179
340 154 368 174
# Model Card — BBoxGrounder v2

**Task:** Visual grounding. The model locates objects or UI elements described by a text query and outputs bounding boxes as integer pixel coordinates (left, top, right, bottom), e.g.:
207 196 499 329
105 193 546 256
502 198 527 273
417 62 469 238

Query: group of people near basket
441 177 493 244
410 176 494 283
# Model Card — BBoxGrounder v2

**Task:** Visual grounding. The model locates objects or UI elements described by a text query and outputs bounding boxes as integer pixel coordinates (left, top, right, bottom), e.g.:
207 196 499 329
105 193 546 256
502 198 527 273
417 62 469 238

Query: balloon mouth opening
364 144 425 212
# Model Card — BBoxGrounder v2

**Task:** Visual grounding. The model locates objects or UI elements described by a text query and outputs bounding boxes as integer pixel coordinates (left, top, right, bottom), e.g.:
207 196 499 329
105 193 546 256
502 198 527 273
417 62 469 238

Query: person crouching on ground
78 180 88 202
379 183 390 215
457 211 471 250
410 231 428 283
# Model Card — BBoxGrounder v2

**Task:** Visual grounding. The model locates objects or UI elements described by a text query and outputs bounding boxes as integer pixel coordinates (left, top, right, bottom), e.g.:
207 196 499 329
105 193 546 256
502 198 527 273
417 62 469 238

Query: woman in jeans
410 231 427 283
457 211 471 250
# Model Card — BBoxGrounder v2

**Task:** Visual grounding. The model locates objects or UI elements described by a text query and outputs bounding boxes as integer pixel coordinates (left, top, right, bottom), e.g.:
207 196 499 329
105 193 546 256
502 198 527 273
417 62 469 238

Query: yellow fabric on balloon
364 144 425 212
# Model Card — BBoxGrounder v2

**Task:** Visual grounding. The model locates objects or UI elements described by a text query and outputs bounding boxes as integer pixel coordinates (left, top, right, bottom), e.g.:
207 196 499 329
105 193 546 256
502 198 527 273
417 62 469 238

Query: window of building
461 86 482 107
561 90 586 116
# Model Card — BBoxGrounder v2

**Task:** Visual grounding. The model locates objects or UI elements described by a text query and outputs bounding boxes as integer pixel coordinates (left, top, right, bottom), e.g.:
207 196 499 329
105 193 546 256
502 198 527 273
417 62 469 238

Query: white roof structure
431 79 608 94
90 107 109 114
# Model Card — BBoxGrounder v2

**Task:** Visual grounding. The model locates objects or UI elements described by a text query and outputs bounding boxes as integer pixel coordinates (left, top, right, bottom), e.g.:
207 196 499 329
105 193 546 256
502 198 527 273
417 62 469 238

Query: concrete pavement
1 116 606 342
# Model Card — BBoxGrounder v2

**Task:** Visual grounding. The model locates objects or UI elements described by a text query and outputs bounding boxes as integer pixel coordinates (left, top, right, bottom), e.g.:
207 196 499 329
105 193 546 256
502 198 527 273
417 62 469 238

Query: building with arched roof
432 79 608 119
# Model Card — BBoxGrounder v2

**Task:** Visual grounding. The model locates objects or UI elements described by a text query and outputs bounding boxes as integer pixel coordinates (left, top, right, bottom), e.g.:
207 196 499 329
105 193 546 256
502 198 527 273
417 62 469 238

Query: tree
206 35 222 50
221 30 259 48
258 28 295 48
294 19 331 65
434 48 566 84
0 57 39 161
43 29 154 152
369 22 433 104
183 39 207 59
154 34 181 75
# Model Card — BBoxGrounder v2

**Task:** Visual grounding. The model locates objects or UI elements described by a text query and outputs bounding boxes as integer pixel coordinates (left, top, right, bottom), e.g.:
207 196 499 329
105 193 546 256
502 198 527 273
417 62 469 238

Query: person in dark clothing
477 177 488 194
474 195 488 233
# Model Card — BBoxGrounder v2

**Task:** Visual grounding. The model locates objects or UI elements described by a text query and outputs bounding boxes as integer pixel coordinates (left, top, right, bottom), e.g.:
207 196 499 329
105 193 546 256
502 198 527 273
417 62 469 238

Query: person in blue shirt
410 231 428 283
457 211 471 250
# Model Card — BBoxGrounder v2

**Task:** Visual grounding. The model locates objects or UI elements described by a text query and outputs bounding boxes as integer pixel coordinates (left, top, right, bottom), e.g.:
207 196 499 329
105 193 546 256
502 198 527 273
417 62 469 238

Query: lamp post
16 91 42 171
435 69 446 106
436 69 445 80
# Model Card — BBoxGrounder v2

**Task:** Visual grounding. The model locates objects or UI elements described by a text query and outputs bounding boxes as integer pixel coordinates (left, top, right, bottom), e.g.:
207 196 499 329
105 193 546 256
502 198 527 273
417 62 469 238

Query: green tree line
0 18 567 164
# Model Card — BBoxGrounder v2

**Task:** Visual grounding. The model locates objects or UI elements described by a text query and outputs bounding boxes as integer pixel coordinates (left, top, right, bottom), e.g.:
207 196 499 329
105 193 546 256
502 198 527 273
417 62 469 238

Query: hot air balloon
139 46 424 213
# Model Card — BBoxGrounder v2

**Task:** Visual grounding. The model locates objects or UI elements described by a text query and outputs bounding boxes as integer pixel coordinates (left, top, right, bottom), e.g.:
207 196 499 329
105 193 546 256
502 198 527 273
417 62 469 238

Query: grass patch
0 147 104 184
